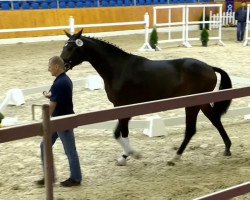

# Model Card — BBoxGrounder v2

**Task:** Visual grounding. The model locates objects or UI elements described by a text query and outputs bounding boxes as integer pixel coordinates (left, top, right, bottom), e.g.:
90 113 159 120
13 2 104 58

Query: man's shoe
60 178 81 187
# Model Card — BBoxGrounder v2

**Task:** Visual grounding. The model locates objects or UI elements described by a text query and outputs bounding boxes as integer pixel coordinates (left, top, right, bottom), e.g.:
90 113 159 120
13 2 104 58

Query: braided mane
82 35 130 56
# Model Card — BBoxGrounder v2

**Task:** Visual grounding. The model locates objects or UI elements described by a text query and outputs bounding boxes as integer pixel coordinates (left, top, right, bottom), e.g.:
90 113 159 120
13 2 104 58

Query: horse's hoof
116 157 127 166
167 161 175 166
131 151 142 159
224 151 232 156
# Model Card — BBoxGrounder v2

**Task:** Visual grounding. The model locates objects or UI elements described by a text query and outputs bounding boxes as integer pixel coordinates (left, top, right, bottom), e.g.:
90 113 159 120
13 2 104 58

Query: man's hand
43 91 51 99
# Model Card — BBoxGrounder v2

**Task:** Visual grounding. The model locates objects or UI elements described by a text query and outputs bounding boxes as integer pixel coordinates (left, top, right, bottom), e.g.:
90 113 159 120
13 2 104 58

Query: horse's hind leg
201 104 231 156
114 118 140 166
168 106 200 166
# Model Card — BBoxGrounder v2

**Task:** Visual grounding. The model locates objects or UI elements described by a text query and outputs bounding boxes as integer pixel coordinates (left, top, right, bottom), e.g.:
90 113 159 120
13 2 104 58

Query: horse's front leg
114 118 141 166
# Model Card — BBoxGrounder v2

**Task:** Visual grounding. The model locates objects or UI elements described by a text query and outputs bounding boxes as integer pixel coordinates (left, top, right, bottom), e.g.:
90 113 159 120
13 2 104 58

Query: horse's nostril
64 63 71 68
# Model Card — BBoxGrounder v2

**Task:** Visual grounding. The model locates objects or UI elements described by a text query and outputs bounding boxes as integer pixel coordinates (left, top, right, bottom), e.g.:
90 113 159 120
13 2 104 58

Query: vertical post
139 13 154 51
202 6 205 30
233 12 235 25
42 104 54 200
168 8 171 40
144 12 149 44
184 5 191 48
219 5 222 41
243 5 250 46
209 10 212 30
218 5 225 46
69 16 75 35
184 6 188 46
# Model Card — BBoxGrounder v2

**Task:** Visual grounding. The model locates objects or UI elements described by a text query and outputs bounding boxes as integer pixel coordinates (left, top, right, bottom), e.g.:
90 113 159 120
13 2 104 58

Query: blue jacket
235 7 247 22
50 73 74 117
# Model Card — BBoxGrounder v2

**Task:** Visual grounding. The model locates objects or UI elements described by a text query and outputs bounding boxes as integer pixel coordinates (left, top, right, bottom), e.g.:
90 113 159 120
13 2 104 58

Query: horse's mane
82 35 130 56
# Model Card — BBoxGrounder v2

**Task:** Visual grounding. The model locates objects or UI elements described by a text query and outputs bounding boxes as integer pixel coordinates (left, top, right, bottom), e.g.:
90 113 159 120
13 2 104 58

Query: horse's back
136 57 217 93
111 57 217 105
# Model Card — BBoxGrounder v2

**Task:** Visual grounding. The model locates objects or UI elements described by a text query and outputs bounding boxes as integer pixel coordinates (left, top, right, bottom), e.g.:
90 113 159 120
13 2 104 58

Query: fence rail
0 13 151 51
195 181 250 200
1 87 250 199
153 4 224 48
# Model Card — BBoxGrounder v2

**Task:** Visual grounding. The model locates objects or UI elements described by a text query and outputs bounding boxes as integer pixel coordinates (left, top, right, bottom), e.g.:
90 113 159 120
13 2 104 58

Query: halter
65 39 84 47
64 39 84 72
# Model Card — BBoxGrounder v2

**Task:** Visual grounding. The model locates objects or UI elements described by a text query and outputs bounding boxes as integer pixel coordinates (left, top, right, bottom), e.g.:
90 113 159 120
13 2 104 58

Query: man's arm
235 9 239 20
49 101 57 116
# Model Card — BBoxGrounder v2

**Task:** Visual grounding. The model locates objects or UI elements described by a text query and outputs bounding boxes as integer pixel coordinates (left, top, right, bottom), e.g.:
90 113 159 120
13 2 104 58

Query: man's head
48 56 65 77
241 0 246 6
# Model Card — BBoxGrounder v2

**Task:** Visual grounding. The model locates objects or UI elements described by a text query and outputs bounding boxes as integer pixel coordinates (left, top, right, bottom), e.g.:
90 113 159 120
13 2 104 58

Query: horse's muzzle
64 62 73 72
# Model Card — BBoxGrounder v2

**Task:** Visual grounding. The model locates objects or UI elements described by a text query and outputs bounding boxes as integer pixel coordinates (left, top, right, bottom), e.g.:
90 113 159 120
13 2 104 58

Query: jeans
237 21 246 41
40 129 82 182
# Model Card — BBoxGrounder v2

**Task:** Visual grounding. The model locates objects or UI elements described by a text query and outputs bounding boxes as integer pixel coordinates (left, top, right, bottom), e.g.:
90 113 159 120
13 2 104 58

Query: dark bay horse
60 29 232 166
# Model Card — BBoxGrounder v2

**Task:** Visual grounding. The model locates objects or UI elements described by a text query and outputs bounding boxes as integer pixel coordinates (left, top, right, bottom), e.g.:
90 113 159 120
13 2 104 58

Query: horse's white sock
117 137 133 156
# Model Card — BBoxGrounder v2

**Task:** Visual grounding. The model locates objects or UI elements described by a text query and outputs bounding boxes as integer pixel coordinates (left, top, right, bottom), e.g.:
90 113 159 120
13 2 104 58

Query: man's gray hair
49 56 65 70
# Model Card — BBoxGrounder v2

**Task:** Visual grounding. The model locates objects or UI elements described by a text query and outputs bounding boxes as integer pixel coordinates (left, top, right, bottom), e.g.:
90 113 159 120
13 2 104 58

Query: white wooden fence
0 13 152 51
153 4 224 48
209 11 236 29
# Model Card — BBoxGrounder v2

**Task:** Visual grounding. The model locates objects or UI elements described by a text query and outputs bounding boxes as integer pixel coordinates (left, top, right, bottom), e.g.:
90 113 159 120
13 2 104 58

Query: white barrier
0 75 103 113
153 5 187 47
243 4 250 46
210 11 236 29
0 13 151 51
0 89 25 113
153 4 224 48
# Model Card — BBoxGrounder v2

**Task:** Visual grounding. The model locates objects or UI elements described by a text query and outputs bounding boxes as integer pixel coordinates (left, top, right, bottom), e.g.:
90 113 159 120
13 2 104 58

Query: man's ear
55 64 59 70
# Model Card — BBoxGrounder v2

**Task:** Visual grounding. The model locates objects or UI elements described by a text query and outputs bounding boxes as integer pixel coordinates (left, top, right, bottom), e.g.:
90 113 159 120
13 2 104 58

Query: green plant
200 29 209 42
149 27 158 50
200 28 209 47
0 112 4 123
199 15 210 30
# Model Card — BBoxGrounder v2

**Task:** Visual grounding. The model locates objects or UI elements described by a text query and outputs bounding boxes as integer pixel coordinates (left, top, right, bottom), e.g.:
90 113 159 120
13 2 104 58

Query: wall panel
0 5 222 39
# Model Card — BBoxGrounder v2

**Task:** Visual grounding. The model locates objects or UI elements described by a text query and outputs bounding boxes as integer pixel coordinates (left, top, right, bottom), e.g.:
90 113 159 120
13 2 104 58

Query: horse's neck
87 56 113 83
84 38 129 84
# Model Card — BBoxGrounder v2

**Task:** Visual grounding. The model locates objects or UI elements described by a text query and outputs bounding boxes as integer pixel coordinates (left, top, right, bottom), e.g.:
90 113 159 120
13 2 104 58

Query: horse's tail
212 67 232 117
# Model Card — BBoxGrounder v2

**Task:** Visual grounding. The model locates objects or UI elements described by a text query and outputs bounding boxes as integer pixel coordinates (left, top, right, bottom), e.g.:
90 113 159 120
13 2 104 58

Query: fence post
69 16 75 35
139 13 154 51
42 104 54 200
209 11 212 30
243 5 250 46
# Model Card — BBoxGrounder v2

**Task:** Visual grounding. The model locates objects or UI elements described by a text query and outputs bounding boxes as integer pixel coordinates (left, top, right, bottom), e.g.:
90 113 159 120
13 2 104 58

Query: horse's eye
67 46 73 51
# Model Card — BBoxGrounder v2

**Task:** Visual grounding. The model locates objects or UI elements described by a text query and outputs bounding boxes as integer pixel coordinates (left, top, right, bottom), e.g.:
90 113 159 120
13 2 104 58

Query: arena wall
0 5 221 39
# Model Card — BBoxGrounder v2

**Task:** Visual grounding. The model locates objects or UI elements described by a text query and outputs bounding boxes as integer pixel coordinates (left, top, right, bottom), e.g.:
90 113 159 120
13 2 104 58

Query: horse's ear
64 30 71 38
75 29 83 38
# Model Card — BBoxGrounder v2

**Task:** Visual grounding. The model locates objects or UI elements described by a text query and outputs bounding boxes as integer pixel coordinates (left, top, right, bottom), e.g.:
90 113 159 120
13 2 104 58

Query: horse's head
60 29 85 71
